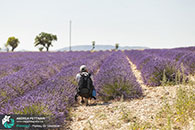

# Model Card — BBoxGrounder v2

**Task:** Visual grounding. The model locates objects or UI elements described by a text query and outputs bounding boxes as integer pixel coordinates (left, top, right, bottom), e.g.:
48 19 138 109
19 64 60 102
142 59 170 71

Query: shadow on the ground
72 100 112 107
88 102 112 106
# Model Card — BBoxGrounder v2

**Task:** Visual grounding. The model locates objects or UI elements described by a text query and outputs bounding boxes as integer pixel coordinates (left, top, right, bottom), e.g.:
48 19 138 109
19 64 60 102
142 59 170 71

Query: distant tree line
1 32 119 52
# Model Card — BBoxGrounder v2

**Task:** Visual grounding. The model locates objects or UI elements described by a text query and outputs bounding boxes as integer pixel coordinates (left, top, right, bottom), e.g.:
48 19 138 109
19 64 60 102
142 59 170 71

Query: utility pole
69 20 72 51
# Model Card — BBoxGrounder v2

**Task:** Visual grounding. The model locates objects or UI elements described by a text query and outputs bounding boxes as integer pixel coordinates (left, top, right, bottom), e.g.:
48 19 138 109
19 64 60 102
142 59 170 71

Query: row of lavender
94 51 142 100
143 49 195 74
125 50 176 86
0 51 142 125
125 47 195 86
0 52 90 79
172 46 195 52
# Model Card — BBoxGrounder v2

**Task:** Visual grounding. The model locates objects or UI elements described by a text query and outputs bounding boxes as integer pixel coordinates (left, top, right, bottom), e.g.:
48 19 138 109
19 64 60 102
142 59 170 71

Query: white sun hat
80 65 87 72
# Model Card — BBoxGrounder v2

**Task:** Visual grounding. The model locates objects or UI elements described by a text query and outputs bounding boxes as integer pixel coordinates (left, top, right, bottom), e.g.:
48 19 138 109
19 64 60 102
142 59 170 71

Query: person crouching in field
75 65 96 105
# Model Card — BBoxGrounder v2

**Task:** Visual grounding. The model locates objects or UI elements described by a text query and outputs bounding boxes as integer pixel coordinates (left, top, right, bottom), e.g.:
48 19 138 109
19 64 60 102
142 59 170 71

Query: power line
69 20 72 51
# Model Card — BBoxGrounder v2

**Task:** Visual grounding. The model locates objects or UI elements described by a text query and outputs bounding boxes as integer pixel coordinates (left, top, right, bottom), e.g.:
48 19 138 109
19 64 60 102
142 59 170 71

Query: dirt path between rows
68 55 178 130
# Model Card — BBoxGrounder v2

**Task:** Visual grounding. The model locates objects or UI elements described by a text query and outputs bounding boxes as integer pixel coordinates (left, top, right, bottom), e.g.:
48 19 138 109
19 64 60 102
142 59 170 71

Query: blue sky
0 0 195 51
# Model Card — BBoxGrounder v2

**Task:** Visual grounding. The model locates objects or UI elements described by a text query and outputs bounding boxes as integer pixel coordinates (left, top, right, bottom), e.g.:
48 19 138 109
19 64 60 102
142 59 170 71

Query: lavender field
0 47 194 126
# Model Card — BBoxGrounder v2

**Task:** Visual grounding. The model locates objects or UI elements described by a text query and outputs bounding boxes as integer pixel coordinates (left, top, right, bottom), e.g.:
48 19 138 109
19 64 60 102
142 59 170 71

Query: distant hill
0 45 149 52
58 45 149 51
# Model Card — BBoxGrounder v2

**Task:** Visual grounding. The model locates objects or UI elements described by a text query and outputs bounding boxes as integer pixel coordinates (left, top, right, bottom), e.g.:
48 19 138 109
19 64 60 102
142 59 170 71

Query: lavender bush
177 52 195 75
143 49 195 74
173 46 195 52
94 51 142 101
125 50 181 86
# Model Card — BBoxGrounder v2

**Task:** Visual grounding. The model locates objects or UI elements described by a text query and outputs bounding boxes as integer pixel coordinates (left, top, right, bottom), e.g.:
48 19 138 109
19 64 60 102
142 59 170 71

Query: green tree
92 41 95 50
34 32 57 51
115 43 119 50
5 37 20 51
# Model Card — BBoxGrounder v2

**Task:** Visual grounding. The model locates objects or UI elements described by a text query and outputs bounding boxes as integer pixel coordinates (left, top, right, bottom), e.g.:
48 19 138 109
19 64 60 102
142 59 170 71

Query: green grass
101 80 137 101
122 75 195 130
14 103 52 116
156 83 195 129
150 63 188 86
129 120 154 130
126 82 194 130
